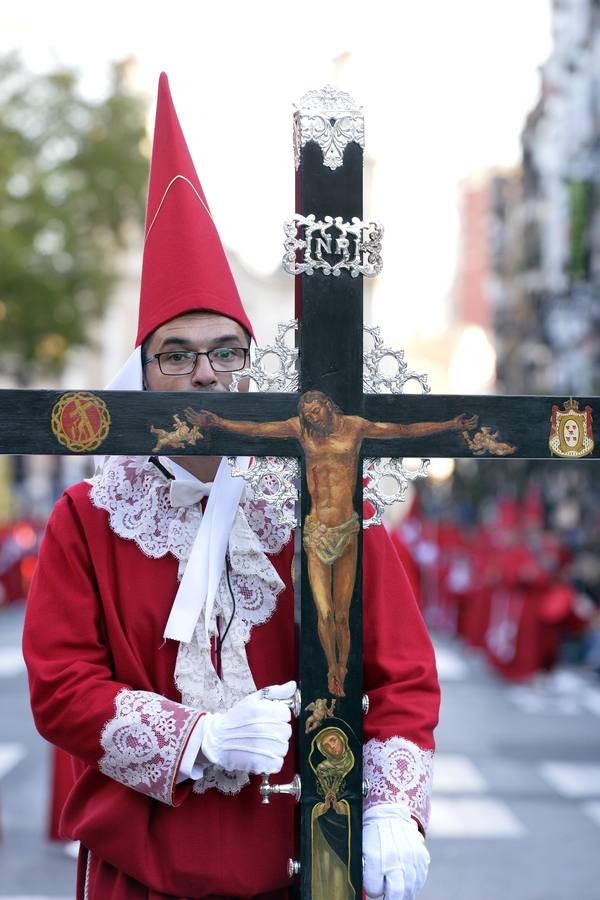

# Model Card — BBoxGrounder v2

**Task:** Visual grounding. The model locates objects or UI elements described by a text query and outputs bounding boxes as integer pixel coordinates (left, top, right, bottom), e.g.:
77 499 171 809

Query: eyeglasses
144 347 249 375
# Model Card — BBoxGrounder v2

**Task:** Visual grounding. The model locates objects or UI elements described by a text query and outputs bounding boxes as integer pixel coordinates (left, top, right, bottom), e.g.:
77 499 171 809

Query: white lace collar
89 456 292 795
88 456 290 562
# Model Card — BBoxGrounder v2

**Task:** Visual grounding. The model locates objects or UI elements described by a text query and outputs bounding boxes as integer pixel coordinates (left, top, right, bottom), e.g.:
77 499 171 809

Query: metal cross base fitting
258 686 302 805
285 687 302 718
287 859 301 878
259 685 301 715
260 773 302 805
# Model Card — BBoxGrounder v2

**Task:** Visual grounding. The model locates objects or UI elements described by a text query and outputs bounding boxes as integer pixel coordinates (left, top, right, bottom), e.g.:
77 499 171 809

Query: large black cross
1 88 598 898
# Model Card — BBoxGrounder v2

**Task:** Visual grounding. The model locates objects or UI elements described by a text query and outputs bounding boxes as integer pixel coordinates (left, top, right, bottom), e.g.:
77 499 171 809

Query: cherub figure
150 415 202 453
305 698 337 734
463 425 516 456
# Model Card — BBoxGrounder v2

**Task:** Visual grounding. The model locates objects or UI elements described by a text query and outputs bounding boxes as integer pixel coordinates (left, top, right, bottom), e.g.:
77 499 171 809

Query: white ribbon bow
169 479 212 509
163 456 250 643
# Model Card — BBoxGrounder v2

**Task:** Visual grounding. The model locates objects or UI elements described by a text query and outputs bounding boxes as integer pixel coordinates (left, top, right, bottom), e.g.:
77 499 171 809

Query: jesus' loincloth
302 512 360 565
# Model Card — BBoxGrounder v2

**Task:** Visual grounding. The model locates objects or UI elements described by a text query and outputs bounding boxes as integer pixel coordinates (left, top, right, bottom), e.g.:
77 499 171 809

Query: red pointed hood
136 73 253 347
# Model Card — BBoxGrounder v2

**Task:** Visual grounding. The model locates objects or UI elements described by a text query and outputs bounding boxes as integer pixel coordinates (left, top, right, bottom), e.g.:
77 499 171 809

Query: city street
1 602 599 899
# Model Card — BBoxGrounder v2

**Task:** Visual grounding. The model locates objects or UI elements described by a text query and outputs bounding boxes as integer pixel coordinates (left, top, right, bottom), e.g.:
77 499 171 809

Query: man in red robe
486 493 576 682
23 74 440 900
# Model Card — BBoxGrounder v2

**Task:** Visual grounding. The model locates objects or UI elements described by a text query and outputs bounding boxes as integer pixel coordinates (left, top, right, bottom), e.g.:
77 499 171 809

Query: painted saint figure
186 391 477 696
309 726 356 900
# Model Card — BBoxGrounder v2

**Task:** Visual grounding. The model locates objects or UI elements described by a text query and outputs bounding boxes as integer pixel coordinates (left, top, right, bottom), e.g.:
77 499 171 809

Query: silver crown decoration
293 86 365 171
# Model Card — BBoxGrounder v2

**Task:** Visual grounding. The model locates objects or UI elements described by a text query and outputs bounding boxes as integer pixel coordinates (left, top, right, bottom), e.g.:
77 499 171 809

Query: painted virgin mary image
310 726 356 900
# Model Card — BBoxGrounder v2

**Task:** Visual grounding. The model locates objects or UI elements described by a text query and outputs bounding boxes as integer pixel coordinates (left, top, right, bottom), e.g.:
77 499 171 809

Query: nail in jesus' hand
453 413 478 431
184 408 220 429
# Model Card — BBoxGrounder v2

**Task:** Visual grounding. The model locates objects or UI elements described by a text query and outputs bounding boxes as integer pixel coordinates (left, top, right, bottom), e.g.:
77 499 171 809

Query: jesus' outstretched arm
184 407 298 438
360 413 478 440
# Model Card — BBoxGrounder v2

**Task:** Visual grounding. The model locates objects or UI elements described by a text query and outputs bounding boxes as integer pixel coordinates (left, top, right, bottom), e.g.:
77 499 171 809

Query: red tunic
23 473 439 899
48 746 75 841
485 532 576 682
484 540 549 681
458 527 497 650
389 529 422 608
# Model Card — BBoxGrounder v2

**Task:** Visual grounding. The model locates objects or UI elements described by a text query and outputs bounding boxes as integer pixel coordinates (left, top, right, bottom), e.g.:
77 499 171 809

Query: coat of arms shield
549 398 594 458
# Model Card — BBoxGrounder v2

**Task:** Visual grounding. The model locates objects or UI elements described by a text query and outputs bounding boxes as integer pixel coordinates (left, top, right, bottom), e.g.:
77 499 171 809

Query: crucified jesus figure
186 391 477 697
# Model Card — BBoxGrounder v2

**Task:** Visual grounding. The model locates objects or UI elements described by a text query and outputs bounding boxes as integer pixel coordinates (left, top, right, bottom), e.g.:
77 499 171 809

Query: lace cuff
363 736 434 832
99 689 202 805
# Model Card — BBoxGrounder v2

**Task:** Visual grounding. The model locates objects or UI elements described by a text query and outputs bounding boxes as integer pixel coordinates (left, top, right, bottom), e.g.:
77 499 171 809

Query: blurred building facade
492 0 600 396
427 0 600 618
454 175 494 332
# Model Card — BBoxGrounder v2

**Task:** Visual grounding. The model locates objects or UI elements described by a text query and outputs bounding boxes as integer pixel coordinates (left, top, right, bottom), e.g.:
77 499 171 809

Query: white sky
1 0 553 346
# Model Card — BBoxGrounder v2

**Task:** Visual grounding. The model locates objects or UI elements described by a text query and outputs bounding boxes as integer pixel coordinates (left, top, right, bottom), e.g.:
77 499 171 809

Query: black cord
219 553 237 649
149 456 175 480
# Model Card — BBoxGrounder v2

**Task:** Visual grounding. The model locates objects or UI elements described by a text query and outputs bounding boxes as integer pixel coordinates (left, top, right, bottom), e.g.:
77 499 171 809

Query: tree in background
0 55 148 384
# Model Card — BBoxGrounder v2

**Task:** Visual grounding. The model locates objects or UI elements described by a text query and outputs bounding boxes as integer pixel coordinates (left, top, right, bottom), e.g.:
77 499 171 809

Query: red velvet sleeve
22 493 201 806
362 522 440 831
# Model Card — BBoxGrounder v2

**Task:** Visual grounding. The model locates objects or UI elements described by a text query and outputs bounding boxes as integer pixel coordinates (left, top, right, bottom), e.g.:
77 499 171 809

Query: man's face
143 312 250 393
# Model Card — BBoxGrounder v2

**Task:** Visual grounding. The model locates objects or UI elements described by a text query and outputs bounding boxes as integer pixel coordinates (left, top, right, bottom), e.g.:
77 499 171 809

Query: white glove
198 681 295 775
363 802 430 900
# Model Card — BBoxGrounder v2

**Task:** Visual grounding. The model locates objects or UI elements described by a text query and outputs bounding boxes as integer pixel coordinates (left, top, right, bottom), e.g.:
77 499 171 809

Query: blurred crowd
0 518 44 607
387 486 600 683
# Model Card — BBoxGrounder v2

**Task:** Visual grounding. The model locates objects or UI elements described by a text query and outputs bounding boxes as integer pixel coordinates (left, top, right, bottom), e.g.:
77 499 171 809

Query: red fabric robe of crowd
485 534 576 681
23 479 439 899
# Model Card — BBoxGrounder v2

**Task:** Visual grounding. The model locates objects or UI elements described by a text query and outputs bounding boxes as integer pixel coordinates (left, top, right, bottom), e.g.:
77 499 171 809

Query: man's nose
191 353 218 387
